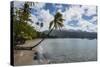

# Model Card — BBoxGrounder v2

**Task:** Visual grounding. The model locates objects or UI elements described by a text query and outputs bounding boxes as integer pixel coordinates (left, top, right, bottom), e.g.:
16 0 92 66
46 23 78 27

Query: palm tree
49 12 64 33
30 12 64 50
19 2 34 23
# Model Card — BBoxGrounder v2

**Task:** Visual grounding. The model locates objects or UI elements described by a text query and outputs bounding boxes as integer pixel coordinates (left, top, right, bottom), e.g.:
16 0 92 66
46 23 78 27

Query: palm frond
49 12 64 30
57 21 64 27
49 21 54 29
28 19 33 23
59 18 65 22
54 22 58 29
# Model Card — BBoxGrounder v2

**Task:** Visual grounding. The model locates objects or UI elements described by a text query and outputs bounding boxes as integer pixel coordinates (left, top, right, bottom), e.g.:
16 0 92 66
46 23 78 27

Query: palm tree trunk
30 27 54 50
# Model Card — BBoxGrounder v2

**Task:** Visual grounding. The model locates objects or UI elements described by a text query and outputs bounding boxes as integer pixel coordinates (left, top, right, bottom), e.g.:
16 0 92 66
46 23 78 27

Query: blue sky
14 1 97 32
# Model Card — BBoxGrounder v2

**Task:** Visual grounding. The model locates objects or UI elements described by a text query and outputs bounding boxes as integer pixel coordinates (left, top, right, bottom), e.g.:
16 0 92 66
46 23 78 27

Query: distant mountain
42 30 97 39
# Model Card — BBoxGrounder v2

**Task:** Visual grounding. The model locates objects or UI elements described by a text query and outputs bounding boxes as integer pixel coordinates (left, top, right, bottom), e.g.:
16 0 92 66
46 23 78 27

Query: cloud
30 14 38 23
63 6 84 22
39 9 54 31
63 25 80 31
29 9 54 31
61 5 97 32
81 5 97 16
63 19 97 32
78 19 97 32
14 1 24 8
89 16 97 25
32 2 45 10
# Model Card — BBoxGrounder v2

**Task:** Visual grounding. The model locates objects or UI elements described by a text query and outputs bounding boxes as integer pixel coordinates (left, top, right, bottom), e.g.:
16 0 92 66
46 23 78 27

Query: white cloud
33 2 45 10
29 9 54 31
14 1 24 8
62 25 80 31
63 19 97 32
81 5 97 16
89 16 97 24
78 19 97 32
30 14 38 23
61 5 97 32
39 9 54 31
63 6 84 23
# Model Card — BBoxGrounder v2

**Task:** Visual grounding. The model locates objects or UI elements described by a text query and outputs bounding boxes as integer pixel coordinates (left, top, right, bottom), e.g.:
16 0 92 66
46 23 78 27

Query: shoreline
14 38 97 66
14 39 49 66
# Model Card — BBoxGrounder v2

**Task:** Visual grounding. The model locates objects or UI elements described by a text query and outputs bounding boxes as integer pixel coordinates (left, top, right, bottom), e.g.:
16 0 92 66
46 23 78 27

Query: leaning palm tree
49 12 64 34
30 12 64 50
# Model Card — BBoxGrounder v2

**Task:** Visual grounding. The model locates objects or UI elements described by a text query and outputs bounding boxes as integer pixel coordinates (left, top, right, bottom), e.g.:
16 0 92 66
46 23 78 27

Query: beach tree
31 12 64 49
12 2 38 46
49 12 64 32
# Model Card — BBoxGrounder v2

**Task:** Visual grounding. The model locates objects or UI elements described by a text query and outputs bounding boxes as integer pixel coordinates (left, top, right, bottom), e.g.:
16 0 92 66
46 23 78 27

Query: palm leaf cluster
49 12 64 30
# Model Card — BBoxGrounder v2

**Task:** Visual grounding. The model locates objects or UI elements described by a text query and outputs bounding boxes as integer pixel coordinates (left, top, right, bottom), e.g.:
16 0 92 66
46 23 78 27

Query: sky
14 1 97 32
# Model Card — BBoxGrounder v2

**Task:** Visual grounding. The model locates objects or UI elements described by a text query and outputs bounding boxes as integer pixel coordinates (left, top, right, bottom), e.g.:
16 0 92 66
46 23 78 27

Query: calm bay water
36 38 97 63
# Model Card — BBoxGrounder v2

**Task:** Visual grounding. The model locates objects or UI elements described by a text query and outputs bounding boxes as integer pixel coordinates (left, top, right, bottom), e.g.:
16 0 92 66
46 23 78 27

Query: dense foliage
12 2 39 45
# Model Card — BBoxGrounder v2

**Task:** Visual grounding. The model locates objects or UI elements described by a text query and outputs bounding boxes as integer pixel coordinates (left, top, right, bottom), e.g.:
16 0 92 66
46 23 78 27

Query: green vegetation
12 2 39 45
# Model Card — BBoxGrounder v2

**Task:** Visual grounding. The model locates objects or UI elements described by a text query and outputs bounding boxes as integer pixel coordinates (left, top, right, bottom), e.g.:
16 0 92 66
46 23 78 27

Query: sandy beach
14 39 49 66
